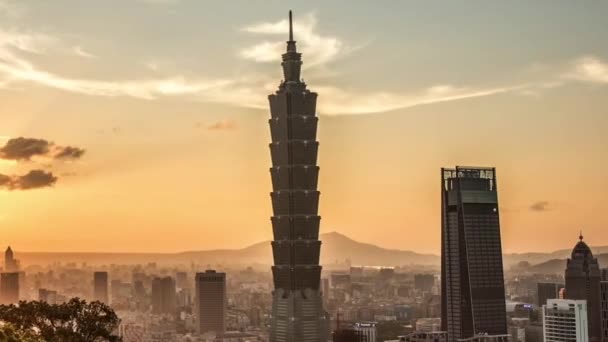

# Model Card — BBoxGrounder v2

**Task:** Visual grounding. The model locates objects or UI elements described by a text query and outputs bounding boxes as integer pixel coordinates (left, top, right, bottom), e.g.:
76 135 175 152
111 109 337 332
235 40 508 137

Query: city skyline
1 1 608 254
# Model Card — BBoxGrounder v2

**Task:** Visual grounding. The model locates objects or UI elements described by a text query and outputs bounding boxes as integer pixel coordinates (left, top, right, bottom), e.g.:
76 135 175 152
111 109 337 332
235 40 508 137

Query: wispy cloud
206 119 238 131
530 201 550 212
564 56 608 84
240 13 346 68
317 84 527 115
0 11 607 116
73 45 97 59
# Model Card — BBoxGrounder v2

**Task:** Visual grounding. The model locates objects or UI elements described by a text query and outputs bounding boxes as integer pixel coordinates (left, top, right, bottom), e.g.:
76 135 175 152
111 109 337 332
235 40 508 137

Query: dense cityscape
0 11 607 342
2 2 608 342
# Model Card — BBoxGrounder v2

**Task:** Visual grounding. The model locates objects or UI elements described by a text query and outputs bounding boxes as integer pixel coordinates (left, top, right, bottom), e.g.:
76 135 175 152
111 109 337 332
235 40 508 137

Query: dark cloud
206 120 237 131
530 201 550 212
0 137 51 160
54 146 86 160
0 170 57 190
0 137 85 161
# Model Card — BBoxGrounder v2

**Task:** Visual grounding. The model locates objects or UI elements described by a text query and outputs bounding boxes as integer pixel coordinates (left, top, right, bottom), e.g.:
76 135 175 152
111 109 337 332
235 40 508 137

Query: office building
4 246 18 272
353 322 376 342
415 318 441 332
524 324 544 342
39 288 58 304
455 335 509 342
151 276 176 315
333 328 367 342
399 331 447 342
537 282 564 307
414 274 435 292
601 282 608 342
440 167 508 340
543 299 588 342
195 270 226 335
93 271 108 303
176 271 189 289
268 11 326 342
565 234 602 342
0 272 19 304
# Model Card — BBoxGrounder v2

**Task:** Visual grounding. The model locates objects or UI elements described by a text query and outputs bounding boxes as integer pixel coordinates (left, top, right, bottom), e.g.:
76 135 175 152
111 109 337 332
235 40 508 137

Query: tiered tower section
268 11 326 342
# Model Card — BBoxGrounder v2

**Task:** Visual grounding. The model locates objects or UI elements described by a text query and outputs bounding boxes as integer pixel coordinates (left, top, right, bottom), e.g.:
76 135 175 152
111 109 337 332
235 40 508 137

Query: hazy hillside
525 253 608 274
13 232 608 269
15 232 438 267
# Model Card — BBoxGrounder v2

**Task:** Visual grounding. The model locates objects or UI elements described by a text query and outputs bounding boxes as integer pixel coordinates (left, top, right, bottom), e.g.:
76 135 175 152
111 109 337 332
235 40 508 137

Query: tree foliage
0 323 44 342
0 298 121 342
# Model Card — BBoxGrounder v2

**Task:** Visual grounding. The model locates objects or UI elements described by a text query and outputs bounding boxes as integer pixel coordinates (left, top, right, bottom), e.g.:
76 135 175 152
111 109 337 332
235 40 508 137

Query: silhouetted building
414 274 435 292
601 282 608 342
455 334 509 342
0 272 19 304
441 167 507 341
379 268 395 280
268 11 326 342
400 331 447 342
543 299 588 342
333 328 367 342
537 282 564 307
523 324 543 342
194 270 226 335
415 318 442 332
602 268 608 281
151 276 176 315
93 271 108 303
4 246 18 272
39 288 58 304
565 234 602 342
176 271 189 289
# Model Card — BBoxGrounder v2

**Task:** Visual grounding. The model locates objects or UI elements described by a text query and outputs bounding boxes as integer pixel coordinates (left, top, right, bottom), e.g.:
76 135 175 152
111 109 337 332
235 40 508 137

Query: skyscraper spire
281 11 302 84
580 230 584 241
289 10 294 42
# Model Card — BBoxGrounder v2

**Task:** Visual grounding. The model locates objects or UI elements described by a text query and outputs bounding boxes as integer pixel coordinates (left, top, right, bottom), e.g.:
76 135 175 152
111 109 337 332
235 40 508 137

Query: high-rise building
537 282 565 307
0 272 19 304
194 270 226 335
601 281 608 342
602 268 608 281
543 299 589 342
565 234 602 342
455 334 509 342
4 246 18 272
333 328 367 342
176 271 189 289
414 274 435 292
400 331 448 342
93 271 108 303
39 288 58 304
151 276 176 315
440 167 508 341
268 11 326 342
353 322 376 342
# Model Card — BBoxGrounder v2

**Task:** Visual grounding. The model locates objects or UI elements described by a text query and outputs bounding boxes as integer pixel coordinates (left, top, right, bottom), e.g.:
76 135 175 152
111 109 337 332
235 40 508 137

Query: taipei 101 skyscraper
268 11 327 342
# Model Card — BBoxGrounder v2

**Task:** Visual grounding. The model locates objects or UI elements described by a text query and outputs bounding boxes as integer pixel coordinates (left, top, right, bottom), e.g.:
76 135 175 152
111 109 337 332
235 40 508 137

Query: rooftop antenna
289 10 294 41
579 229 584 241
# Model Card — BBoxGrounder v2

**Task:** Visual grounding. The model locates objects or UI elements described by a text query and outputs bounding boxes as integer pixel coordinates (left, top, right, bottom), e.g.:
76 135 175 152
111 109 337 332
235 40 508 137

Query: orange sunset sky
1 1 607 254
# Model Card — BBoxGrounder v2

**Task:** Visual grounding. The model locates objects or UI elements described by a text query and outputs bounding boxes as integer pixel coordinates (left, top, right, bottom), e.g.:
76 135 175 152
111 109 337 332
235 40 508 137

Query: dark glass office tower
537 282 564 306
268 11 326 342
441 167 507 341
565 234 602 342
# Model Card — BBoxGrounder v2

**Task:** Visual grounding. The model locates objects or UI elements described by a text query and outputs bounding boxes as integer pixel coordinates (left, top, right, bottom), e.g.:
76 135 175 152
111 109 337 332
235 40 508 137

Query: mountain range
12 232 608 272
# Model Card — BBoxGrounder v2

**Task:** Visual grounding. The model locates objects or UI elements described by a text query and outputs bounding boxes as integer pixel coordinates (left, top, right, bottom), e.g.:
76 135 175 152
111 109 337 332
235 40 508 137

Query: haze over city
1 0 608 255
